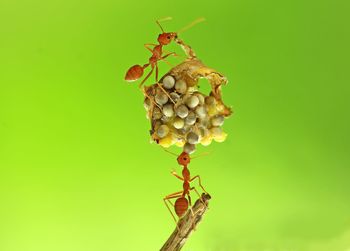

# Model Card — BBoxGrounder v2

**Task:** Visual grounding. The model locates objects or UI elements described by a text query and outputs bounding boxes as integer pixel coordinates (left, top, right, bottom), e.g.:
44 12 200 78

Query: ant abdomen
125 64 144 82
174 197 188 217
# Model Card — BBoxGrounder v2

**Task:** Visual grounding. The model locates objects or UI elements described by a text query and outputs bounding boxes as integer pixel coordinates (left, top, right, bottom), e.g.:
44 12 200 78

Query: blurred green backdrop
1 0 349 250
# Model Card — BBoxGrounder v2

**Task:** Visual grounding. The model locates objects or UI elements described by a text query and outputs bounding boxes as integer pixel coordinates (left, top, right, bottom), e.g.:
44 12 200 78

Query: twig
160 193 211 251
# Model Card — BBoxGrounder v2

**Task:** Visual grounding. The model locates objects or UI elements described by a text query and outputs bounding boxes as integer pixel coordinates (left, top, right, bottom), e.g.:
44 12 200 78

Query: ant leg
154 52 179 105
160 58 174 67
157 49 179 67
155 63 159 82
139 66 163 110
167 199 175 207
164 199 177 222
190 175 207 194
162 49 177 54
191 186 206 208
191 186 201 198
186 193 197 231
171 171 184 181
164 191 183 230
155 63 176 104
160 52 177 60
164 195 177 209
138 66 154 88
156 82 175 104
144 43 157 53
141 86 162 111
162 49 185 61
187 193 194 216
163 197 179 222
164 199 180 231
165 190 184 198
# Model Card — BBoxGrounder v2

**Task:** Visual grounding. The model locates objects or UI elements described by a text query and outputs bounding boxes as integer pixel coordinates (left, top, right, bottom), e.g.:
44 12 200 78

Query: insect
163 151 207 225
124 17 205 88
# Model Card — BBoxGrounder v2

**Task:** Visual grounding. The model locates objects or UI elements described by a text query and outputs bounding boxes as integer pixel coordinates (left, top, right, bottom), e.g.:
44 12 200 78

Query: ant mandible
124 17 205 88
163 151 207 225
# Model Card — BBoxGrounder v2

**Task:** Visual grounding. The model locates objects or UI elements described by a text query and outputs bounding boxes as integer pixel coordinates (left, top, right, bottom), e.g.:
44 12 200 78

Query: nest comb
142 40 232 154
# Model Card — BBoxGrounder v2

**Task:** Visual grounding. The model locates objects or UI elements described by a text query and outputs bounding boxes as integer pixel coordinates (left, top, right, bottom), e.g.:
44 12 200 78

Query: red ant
163 151 207 225
124 17 205 88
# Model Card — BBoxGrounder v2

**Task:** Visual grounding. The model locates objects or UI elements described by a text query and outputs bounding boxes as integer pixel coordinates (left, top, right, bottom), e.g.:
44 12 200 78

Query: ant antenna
191 151 210 159
161 147 178 157
177 17 206 34
156 17 173 33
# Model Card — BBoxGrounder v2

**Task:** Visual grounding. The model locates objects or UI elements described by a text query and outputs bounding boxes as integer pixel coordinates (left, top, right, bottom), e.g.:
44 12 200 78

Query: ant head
157 32 177 45
177 151 190 166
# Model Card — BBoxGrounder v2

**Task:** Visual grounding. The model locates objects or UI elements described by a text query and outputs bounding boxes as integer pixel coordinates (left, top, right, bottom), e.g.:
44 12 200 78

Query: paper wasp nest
143 55 232 154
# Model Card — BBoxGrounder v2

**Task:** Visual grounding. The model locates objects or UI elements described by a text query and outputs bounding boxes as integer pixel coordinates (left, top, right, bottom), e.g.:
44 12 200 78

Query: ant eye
184 158 187 161
167 36 170 39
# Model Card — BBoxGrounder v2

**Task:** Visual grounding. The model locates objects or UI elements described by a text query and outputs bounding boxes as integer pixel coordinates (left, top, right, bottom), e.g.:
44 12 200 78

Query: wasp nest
143 58 232 154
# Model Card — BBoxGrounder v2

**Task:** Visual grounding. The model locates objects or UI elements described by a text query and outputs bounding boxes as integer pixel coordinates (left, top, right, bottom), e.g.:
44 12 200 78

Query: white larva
163 103 174 117
195 105 207 119
161 115 171 123
210 127 223 137
194 93 205 105
162 75 175 89
175 79 187 94
199 117 210 127
185 111 197 125
186 132 199 144
183 143 196 154
152 107 162 120
173 117 185 129
155 92 168 106
205 96 216 106
170 92 181 103
199 126 210 138
178 124 191 135
153 120 162 130
185 95 199 109
175 105 189 119
156 124 170 138
211 115 225 126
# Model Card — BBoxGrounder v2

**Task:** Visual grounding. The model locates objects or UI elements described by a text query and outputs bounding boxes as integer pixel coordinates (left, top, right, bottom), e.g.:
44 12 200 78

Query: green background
1 0 349 250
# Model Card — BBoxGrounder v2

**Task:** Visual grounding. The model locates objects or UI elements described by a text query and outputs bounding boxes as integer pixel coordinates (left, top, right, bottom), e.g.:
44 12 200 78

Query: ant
124 17 205 89
125 17 177 88
163 151 207 226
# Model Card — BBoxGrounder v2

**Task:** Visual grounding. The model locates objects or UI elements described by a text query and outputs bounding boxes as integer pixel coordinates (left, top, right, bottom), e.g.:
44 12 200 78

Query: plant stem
160 193 211 251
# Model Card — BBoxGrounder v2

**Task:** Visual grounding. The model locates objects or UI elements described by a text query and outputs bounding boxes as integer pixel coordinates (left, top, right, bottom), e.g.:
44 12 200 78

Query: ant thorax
182 167 190 180
152 45 162 58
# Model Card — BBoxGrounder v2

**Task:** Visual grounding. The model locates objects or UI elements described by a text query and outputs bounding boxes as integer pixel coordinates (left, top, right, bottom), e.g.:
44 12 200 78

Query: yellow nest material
143 53 232 154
